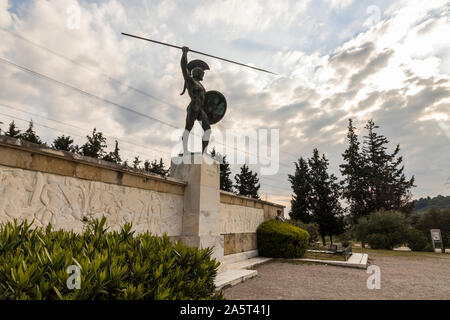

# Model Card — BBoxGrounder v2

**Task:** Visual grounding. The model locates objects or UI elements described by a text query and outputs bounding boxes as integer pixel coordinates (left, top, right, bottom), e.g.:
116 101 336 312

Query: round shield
203 90 227 125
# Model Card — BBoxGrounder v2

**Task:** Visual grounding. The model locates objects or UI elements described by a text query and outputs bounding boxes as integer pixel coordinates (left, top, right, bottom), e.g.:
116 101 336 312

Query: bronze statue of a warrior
121 33 276 154
180 47 227 154
180 46 211 154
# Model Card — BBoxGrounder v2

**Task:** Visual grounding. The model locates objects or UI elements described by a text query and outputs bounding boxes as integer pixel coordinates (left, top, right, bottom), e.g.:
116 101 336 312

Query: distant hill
413 195 450 213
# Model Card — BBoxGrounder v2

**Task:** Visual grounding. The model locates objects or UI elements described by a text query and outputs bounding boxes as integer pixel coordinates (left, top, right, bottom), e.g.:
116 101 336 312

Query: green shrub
354 216 369 246
341 239 352 248
414 208 450 248
287 220 319 244
0 218 222 300
356 210 409 250
257 219 309 258
337 228 354 247
406 228 432 252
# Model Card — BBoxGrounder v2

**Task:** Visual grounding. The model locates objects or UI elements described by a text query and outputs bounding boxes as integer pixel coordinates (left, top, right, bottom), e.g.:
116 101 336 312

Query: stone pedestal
170 153 224 262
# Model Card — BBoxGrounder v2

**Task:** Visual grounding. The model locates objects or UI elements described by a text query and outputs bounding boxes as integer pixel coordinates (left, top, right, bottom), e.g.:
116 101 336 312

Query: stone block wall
0 136 285 258
0 136 185 235
220 191 284 255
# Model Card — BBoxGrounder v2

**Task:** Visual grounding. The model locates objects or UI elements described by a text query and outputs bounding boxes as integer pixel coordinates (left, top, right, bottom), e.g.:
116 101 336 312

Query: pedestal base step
215 255 272 291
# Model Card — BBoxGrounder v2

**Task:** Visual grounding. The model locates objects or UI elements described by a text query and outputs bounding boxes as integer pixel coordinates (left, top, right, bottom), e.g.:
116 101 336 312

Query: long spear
121 32 277 75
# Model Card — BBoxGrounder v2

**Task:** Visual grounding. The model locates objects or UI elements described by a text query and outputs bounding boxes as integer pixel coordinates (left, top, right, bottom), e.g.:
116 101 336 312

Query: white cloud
0 0 12 28
0 0 448 211
323 0 354 11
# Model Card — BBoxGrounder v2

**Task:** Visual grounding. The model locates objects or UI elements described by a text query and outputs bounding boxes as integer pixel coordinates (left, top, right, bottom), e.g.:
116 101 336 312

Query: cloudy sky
0 0 449 211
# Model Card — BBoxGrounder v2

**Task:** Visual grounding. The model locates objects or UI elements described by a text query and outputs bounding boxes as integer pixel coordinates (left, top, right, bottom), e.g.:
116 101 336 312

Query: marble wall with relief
0 165 184 235
220 203 265 234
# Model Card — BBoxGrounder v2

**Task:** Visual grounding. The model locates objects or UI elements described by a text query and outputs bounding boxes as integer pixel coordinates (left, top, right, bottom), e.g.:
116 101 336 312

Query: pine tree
20 120 43 144
340 119 368 223
235 164 260 199
362 120 415 214
143 158 169 177
211 148 234 192
308 149 344 245
5 121 21 138
80 128 107 159
52 135 77 152
288 157 312 223
103 140 122 164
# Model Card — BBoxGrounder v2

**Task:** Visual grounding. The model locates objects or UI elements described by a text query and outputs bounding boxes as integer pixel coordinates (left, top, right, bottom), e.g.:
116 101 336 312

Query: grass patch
303 251 347 261
273 259 319 266
352 247 446 259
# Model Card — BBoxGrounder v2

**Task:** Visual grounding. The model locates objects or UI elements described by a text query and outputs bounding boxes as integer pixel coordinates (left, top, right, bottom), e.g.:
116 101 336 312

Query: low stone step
226 257 272 271
222 250 259 265
215 269 258 291
295 253 368 269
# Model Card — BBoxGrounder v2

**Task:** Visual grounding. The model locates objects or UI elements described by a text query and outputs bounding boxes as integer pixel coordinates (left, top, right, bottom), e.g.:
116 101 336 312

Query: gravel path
223 252 450 300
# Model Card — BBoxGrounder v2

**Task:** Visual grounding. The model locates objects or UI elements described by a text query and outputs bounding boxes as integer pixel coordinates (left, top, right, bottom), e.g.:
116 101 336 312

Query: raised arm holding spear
121 32 275 155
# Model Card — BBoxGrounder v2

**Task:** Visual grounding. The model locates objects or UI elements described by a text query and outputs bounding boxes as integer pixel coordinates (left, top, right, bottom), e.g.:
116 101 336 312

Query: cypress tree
308 149 344 245
340 119 368 223
288 157 312 223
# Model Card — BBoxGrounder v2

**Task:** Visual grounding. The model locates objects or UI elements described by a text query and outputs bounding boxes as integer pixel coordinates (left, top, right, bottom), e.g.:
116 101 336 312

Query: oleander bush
257 219 309 258
0 217 222 300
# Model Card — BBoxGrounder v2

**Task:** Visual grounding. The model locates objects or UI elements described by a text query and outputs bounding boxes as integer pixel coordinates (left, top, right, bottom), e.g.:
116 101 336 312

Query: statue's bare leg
199 110 211 153
182 103 196 154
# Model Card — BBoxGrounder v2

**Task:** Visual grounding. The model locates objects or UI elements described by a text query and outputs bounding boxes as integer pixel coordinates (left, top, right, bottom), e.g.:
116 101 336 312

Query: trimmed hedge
257 219 309 258
0 218 222 300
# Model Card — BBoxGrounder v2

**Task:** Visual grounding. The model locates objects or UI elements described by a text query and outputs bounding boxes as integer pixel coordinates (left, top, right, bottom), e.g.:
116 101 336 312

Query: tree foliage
340 119 415 223
355 210 409 250
308 149 344 244
234 164 260 199
413 208 450 248
288 157 312 223
132 156 142 169
20 120 44 145
143 158 169 177
5 121 21 138
339 119 367 223
211 148 234 192
362 120 415 214
52 135 77 153
412 195 450 213
80 128 107 159
102 140 122 164
288 149 343 244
